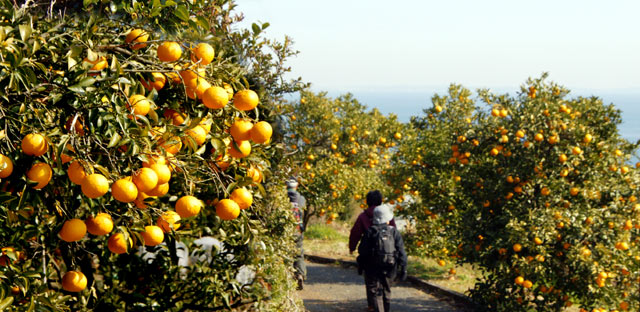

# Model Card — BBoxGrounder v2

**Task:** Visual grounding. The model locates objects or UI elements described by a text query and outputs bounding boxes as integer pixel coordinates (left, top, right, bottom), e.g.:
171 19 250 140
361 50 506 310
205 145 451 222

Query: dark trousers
364 271 391 312
294 234 306 279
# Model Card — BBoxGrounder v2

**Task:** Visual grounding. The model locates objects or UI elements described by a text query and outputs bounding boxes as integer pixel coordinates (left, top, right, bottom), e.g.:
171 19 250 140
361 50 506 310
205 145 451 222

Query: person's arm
348 215 363 253
395 229 408 280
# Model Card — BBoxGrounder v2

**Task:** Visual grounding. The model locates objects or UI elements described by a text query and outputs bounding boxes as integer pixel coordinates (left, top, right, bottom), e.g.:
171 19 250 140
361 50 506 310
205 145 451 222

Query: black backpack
367 224 396 269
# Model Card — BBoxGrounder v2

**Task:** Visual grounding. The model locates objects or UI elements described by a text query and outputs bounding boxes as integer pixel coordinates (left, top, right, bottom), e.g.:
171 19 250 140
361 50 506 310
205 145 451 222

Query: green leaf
0 297 14 310
174 5 189 22
106 132 121 148
18 22 32 41
251 23 261 35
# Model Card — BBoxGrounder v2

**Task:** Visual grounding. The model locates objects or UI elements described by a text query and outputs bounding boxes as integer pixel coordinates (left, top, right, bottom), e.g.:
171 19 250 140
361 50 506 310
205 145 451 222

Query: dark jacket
287 189 306 232
349 205 396 253
357 224 407 278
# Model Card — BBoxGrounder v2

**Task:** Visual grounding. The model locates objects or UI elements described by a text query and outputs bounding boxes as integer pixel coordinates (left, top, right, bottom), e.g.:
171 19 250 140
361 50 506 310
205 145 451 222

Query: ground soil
298 261 462 312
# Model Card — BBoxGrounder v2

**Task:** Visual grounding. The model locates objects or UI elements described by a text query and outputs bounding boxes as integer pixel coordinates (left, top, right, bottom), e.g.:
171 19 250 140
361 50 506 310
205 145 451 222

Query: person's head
373 204 393 225
286 177 299 189
366 190 382 207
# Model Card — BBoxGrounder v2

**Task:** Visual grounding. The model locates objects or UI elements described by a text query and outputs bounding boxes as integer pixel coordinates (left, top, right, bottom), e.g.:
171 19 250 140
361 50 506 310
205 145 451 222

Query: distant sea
324 89 640 143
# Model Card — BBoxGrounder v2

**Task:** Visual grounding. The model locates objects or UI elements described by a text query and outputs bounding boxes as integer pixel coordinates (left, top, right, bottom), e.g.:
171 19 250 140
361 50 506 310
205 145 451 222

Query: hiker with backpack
357 204 407 312
349 190 398 310
286 177 307 289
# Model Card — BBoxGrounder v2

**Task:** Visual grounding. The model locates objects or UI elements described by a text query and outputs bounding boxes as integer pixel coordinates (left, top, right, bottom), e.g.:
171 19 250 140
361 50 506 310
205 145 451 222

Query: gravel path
299 261 462 312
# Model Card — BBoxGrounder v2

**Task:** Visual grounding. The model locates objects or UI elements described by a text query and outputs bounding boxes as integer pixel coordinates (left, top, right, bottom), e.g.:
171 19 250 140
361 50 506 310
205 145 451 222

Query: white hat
286 178 298 188
373 204 393 225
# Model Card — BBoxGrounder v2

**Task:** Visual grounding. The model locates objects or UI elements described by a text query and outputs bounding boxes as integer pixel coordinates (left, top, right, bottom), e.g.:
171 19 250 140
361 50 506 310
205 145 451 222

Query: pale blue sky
238 0 639 93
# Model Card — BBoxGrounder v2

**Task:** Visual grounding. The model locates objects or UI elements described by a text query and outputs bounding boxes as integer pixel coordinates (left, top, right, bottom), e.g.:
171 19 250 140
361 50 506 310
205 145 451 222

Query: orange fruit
522 280 533 288
65 116 86 136
62 271 87 292
132 167 158 193
202 86 229 109
230 188 253 210
158 136 182 155
125 29 149 50
515 130 525 138
191 42 215 65
127 94 151 116
59 219 87 242
249 121 272 144
81 174 109 198
230 119 254 141
85 213 113 236
558 154 567 163
186 78 211 100
149 163 171 185
146 182 169 197
572 146 583 155
107 233 130 254
157 210 181 233
515 276 524 285
84 55 108 71
534 133 544 142
228 140 251 158
142 154 167 168
233 89 259 111
141 225 164 246
175 195 203 218
583 133 593 144
68 160 92 185
163 109 187 126
157 41 182 62
541 187 550 196
185 126 207 146
22 133 49 156
534 237 543 245
111 177 139 203
27 162 52 189
141 72 166 91
216 199 240 220
246 166 263 183
134 192 151 209
0 154 14 178
513 243 522 252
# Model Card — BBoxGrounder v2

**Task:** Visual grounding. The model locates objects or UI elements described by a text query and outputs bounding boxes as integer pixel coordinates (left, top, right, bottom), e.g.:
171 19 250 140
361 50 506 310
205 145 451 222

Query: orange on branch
216 199 240 220
233 89 259 111
85 213 113 236
81 174 109 198
111 177 139 203
59 219 87 242
157 41 182 62
27 162 52 189
175 195 203 218
22 133 48 156
230 188 253 209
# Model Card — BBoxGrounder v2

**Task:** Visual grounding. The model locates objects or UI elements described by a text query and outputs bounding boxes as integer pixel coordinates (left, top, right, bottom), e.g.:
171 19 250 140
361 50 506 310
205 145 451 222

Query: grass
303 221 479 295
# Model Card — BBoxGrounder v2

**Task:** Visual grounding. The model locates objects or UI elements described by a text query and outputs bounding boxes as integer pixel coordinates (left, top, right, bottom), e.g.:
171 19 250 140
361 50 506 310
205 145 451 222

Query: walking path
298 261 463 312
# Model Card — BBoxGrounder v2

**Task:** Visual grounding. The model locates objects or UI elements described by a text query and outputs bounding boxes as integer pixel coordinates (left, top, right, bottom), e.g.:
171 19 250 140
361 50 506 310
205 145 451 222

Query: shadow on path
299 261 461 312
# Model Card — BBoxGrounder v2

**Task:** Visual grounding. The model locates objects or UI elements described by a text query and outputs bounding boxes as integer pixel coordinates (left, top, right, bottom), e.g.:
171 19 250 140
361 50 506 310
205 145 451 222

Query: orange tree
279 90 406 225
0 0 304 310
393 74 640 311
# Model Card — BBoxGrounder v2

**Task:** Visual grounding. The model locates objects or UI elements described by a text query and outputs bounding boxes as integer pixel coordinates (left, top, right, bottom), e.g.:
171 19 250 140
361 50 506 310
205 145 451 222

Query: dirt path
298 261 463 312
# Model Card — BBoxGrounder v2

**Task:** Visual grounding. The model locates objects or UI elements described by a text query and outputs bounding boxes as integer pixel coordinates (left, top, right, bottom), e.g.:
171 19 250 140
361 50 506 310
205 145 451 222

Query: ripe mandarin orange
27 162 52 189
85 213 113 236
22 133 48 156
233 90 259 111
127 94 151 116
249 121 272 144
68 160 92 185
230 119 254 141
202 86 229 109
191 42 214 65
175 195 203 218
157 210 181 233
141 225 164 246
0 154 13 178
111 177 139 203
228 140 251 158
59 219 87 242
81 174 109 198
230 188 252 210
132 167 158 193
107 233 130 254
62 271 87 292
157 41 182 62
216 199 240 220
125 29 149 50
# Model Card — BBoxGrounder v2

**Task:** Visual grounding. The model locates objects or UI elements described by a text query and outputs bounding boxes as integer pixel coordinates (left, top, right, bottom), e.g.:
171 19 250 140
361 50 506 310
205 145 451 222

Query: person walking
349 190 397 311
349 190 396 254
286 177 306 289
357 204 407 312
